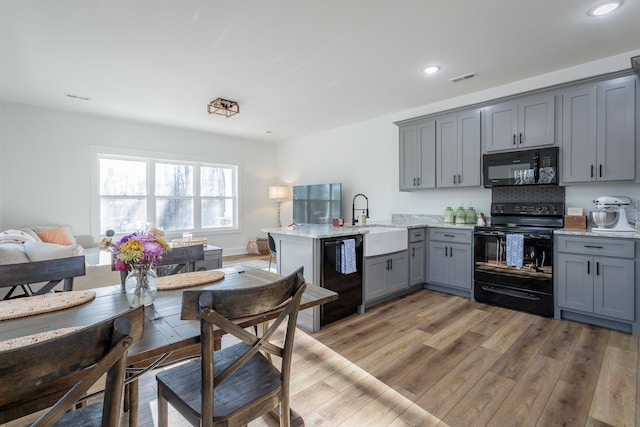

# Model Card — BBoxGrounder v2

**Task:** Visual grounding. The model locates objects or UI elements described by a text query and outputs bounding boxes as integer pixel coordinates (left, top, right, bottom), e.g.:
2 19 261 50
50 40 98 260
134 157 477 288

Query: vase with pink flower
110 229 170 307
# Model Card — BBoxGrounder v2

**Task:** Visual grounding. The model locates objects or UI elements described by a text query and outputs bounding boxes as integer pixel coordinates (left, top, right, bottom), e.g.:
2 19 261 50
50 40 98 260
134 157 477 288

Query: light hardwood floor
127 282 639 427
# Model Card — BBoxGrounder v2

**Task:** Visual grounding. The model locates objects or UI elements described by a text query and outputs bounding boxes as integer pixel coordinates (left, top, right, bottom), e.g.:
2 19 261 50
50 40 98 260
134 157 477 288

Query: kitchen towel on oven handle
506 233 524 269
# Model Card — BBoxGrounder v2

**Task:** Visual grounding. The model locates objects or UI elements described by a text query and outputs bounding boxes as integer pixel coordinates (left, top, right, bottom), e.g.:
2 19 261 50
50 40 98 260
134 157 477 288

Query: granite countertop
261 214 477 239
555 227 640 239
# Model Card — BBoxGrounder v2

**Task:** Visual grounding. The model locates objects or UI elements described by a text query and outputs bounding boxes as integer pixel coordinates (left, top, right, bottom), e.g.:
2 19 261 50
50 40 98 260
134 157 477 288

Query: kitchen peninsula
262 214 476 331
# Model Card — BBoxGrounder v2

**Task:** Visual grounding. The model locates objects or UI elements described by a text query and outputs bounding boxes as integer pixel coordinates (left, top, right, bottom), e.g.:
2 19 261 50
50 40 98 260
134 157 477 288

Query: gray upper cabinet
399 120 436 191
562 76 636 183
484 95 555 152
436 109 481 188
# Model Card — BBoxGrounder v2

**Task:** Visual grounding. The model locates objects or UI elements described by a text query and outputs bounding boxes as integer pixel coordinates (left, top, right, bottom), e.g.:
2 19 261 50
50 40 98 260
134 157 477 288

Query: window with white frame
96 153 238 235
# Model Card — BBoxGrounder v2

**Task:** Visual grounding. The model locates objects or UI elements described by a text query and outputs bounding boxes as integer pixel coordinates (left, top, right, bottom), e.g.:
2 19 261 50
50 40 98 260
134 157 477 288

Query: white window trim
90 145 241 239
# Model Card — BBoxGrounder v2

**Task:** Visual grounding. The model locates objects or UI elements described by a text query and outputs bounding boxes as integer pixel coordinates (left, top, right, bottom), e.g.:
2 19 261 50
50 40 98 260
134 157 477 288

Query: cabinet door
596 76 636 181
449 243 472 290
593 257 635 321
387 252 408 294
484 101 517 152
427 241 449 285
399 124 419 190
409 241 425 286
562 85 597 183
518 95 555 147
557 253 593 312
436 115 458 188
457 109 481 187
364 256 388 302
417 121 436 189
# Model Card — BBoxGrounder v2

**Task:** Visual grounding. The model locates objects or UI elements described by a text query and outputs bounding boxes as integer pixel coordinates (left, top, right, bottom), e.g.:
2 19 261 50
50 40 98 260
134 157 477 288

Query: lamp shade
269 185 289 200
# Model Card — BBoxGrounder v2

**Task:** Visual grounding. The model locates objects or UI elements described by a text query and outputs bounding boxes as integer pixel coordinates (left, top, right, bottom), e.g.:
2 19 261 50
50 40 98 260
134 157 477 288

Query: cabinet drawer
429 228 472 244
556 236 635 258
409 228 426 243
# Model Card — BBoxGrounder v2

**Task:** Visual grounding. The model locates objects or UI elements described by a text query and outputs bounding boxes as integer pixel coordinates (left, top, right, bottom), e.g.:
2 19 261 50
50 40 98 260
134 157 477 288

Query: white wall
0 102 3 230
277 49 640 224
0 103 278 255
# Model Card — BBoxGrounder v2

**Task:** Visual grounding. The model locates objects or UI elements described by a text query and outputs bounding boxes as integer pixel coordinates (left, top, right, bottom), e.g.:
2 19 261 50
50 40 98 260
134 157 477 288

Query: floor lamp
269 185 290 227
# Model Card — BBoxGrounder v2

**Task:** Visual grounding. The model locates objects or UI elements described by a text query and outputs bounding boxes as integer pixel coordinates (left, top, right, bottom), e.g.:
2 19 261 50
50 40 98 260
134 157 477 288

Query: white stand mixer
592 196 636 232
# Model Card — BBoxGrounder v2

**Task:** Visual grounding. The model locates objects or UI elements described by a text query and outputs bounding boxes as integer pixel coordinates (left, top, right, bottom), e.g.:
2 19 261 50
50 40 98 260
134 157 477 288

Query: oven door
473 230 554 316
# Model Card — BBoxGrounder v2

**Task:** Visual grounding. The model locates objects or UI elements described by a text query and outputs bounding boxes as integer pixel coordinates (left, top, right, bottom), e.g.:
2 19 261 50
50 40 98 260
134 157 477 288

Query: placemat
0 291 96 321
157 270 225 290
0 326 85 351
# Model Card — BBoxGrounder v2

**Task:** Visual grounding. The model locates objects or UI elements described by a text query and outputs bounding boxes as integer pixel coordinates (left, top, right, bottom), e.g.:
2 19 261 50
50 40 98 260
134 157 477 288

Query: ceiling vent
449 72 477 83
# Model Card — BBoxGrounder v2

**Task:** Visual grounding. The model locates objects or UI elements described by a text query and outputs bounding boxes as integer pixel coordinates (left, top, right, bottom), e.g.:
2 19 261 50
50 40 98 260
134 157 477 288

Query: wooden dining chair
0 255 86 300
156 267 306 427
0 306 144 426
112 244 205 289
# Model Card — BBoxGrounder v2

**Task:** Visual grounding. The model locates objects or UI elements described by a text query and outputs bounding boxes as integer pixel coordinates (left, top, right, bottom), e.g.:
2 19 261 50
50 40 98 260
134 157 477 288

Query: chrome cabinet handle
587 260 591 275
513 134 516 145
599 164 603 178
591 165 594 178
458 174 461 184
519 133 523 144
596 262 600 276
445 247 448 257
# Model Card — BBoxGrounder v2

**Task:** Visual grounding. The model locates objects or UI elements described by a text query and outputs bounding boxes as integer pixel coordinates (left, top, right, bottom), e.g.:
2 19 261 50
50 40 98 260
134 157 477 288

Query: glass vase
124 265 158 307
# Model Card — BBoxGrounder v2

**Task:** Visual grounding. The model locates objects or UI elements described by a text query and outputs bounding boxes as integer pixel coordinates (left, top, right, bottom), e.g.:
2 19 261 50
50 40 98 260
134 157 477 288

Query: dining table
0 264 338 427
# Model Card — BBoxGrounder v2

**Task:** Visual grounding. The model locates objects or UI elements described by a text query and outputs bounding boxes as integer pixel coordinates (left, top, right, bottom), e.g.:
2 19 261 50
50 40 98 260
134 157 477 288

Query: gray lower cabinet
484 94 555 152
363 250 408 307
436 109 481 188
399 120 436 190
408 228 426 286
561 75 636 183
556 235 637 334
426 228 473 296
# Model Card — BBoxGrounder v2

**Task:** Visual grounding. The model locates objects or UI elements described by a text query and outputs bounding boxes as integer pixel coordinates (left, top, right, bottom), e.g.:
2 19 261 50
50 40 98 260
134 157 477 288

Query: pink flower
114 260 128 271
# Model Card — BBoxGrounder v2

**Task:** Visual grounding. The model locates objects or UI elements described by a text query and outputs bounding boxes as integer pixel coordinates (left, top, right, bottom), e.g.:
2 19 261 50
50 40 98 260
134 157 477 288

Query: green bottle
456 206 466 224
444 207 454 223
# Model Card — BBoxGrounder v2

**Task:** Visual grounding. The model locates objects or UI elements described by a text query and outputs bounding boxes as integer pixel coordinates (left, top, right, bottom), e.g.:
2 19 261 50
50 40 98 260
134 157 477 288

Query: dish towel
506 233 524 269
340 239 357 274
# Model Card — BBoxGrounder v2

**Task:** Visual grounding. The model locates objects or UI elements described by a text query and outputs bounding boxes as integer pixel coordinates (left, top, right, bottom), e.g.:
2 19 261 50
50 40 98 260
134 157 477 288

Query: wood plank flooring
123 286 639 427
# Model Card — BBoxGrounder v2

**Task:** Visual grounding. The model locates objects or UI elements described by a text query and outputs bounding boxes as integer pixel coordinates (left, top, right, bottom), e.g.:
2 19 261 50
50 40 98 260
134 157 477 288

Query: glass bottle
444 207 454 223
456 206 466 224
465 206 477 224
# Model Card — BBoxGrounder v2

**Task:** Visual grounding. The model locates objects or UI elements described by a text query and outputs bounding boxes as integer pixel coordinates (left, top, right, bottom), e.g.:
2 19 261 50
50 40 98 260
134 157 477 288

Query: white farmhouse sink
362 227 408 257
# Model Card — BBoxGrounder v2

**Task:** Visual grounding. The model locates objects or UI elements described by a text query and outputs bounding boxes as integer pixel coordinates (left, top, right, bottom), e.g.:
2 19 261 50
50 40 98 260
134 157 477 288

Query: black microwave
483 147 559 187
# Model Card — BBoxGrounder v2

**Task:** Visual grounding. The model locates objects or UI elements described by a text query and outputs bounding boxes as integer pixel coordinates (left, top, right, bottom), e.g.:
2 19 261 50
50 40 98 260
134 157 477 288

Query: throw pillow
36 227 73 246
0 229 37 245
24 241 78 262
30 225 78 246
0 246 30 264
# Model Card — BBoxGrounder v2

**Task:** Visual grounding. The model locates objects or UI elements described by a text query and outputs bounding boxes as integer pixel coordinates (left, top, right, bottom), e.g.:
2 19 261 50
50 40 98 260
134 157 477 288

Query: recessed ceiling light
588 1 622 16
423 66 440 75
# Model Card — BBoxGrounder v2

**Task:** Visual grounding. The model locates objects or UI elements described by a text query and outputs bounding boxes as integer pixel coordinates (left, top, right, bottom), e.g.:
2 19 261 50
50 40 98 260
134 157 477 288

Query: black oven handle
481 285 541 301
474 231 551 240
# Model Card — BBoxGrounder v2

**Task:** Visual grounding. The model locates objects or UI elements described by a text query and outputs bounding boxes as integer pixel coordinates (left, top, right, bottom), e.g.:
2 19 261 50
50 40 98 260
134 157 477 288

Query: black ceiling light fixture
207 98 240 118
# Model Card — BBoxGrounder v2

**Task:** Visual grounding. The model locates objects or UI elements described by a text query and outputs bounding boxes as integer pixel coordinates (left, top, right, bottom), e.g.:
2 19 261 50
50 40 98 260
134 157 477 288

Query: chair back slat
181 267 302 321
113 244 205 288
0 256 86 297
0 306 144 425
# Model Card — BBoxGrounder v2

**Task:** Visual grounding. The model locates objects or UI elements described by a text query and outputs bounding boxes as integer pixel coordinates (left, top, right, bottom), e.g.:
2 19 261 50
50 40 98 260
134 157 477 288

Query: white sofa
0 226 121 295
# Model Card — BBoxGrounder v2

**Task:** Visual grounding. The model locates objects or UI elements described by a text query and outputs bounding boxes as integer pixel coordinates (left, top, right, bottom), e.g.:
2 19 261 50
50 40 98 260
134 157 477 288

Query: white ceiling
1 0 639 143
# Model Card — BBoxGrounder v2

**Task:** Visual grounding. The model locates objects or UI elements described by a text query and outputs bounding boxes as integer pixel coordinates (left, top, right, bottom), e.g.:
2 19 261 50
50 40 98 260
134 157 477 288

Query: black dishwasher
320 235 363 326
